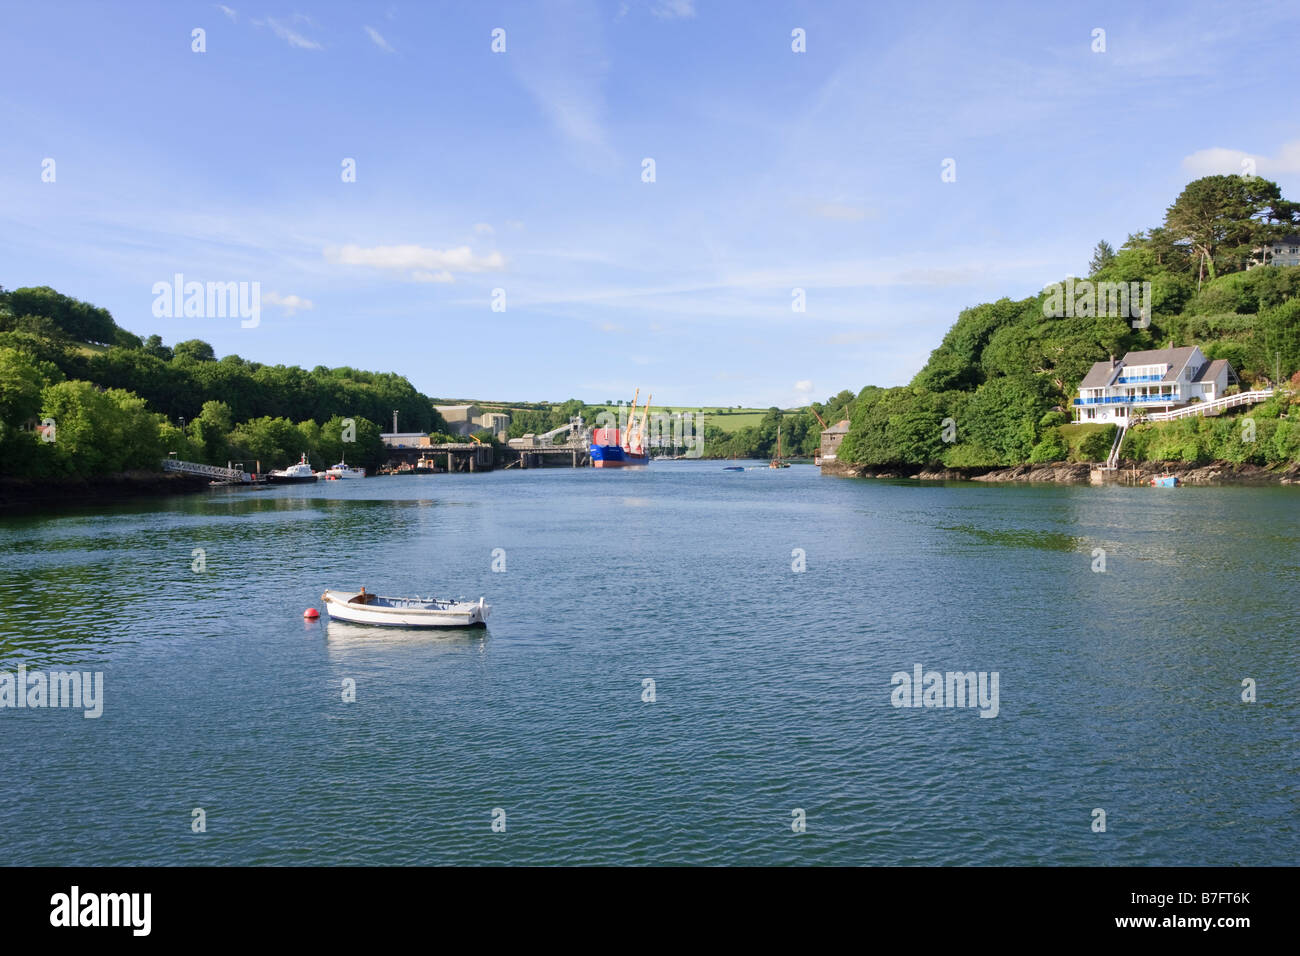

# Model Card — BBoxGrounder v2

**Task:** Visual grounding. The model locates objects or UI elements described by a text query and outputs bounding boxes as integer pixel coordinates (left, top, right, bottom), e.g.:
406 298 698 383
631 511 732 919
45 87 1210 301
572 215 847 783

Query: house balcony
1073 394 1179 406
1115 374 1165 383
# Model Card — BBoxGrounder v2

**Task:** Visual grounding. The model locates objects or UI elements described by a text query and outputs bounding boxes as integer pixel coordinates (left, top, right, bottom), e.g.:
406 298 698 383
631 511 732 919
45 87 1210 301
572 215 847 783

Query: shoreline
820 459 1300 485
0 471 212 513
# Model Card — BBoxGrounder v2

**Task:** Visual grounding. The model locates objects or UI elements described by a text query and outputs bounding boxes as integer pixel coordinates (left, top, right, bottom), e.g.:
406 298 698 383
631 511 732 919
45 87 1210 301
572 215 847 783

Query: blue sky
3 0 1299 408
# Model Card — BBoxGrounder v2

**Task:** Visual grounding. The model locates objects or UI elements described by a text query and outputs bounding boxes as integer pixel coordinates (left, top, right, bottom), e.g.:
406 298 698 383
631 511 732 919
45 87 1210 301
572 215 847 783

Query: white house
1073 346 1236 424
1247 234 1300 269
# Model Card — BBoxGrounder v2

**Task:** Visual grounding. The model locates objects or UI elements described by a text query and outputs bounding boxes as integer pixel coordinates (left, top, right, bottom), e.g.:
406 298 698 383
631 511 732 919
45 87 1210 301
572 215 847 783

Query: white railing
161 459 250 482
1104 423 1128 470
1137 389 1274 423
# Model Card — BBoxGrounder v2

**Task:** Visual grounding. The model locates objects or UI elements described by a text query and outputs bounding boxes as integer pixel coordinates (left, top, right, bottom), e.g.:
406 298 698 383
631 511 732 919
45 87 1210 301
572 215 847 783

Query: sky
3 0 1299 409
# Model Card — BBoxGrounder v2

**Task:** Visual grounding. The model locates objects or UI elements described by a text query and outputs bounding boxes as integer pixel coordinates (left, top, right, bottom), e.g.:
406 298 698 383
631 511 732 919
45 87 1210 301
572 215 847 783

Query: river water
0 462 1295 865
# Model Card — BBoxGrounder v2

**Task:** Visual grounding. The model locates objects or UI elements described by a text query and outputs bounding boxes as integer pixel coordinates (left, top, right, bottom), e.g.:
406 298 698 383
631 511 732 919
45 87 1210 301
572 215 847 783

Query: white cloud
262 291 313 314
474 223 495 235
794 380 815 395
1182 141 1300 179
325 243 505 282
266 17 322 50
364 25 395 53
216 5 237 22
652 0 696 19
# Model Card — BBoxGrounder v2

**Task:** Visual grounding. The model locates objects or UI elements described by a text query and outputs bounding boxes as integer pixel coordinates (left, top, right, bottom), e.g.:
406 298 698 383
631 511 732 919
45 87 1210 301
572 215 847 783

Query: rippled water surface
1 463 1296 865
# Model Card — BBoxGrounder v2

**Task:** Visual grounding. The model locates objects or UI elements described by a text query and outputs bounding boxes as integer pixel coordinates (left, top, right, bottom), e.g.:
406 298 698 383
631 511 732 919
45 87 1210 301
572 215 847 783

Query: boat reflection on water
322 618 488 653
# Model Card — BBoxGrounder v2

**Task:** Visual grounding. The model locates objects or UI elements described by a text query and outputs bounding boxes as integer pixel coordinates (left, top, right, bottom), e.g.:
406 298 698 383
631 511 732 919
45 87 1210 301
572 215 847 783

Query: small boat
267 453 318 484
323 457 366 480
723 465 744 471
1150 474 1179 487
769 424 791 468
321 588 490 628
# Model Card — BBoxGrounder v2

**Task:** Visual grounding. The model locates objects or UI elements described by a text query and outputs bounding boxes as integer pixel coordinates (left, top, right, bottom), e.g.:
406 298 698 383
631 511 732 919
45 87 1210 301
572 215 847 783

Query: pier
162 458 257 484
384 443 495 473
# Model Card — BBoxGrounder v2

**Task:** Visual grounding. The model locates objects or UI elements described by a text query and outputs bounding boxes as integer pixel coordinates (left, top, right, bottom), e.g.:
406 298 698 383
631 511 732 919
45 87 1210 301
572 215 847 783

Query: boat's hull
266 474 318 484
321 591 489 628
590 444 649 468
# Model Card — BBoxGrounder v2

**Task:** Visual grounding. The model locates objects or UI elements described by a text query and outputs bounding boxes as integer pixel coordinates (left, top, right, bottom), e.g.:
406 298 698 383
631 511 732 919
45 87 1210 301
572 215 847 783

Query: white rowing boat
321 588 490 628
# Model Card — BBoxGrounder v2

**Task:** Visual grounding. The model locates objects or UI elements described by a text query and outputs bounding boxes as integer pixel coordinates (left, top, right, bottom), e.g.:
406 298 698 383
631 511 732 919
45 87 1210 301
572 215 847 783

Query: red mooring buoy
303 608 320 620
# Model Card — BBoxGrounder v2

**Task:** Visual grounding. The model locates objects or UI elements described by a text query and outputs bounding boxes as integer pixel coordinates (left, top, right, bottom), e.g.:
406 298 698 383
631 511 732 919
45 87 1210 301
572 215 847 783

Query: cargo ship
591 388 651 468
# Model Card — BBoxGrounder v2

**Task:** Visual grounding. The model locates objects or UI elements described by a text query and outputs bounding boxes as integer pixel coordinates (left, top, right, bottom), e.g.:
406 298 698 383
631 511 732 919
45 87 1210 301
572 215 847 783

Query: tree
173 339 217 363
39 381 156 476
4 286 118 344
1163 175 1282 288
227 416 304 470
142 335 173 361
191 400 233 463
0 347 47 426
1088 240 1116 275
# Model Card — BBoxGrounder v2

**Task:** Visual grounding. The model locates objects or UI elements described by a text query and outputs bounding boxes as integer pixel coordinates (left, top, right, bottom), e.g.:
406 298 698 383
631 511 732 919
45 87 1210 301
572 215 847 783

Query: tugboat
267 453 318 484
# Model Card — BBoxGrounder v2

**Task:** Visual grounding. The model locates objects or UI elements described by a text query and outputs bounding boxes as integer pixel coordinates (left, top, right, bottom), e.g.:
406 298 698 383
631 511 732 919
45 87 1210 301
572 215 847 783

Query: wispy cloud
363 25 394 53
652 0 696 19
216 4 238 23
510 4 614 162
324 243 506 282
265 16 322 50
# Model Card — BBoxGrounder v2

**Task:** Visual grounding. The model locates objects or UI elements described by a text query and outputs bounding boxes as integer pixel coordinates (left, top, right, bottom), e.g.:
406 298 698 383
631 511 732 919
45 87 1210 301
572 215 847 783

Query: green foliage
1028 429 1069 463
0 347 47 425
227 416 306 470
1258 297 1300 383
172 339 217 363
1039 410 1068 428
4 286 119 344
1089 240 1116 276
38 381 163 477
959 375 1053 465
1077 424 1117 462
191 400 233 464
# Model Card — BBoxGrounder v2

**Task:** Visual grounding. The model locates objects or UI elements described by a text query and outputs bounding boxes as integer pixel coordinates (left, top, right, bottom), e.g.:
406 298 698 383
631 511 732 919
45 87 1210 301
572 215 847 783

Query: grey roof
1116 346 1199 382
822 420 850 434
1192 358 1230 383
1079 361 1118 389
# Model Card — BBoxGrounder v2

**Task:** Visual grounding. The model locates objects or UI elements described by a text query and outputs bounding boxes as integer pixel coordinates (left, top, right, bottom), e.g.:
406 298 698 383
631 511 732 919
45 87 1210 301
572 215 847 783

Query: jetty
161 458 261 484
